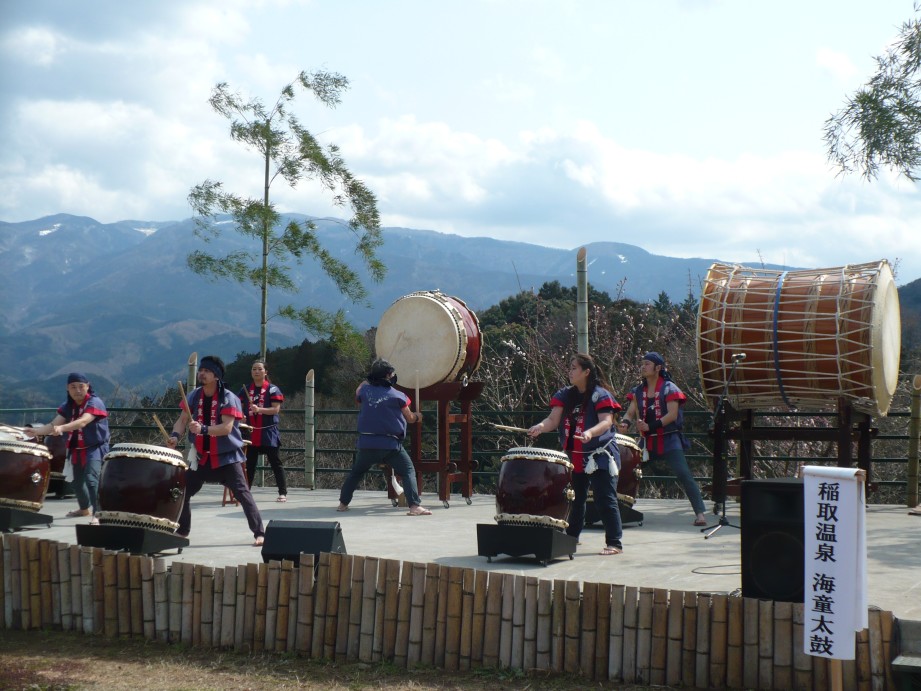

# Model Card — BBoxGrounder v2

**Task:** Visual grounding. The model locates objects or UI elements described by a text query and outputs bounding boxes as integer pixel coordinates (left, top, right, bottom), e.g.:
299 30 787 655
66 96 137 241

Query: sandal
277 495 287 503
600 546 623 555
693 515 708 527
336 504 349 512
89 517 100 526
66 509 90 518
909 505 921 516
407 506 432 516
253 535 265 546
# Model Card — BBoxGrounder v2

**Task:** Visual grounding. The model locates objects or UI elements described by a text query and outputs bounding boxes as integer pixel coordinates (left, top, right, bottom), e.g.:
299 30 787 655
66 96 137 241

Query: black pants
245 445 287 495
179 462 265 538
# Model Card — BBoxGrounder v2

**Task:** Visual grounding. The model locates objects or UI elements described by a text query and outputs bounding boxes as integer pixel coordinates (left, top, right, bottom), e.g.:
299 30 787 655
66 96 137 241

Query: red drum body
0 440 52 512
495 447 574 531
614 434 643 501
375 290 482 389
698 261 900 416
45 434 67 477
97 443 187 533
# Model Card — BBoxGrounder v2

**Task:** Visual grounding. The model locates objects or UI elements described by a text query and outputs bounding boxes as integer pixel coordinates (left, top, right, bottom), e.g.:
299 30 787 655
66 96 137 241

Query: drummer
24 372 110 524
618 351 707 527
337 359 432 516
166 355 265 546
240 359 287 502
528 353 624 555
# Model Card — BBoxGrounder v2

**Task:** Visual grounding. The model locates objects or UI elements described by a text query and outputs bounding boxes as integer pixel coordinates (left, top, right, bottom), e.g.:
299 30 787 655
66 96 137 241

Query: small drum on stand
0 439 54 531
495 447 575 531
96 443 188 534
375 290 482 389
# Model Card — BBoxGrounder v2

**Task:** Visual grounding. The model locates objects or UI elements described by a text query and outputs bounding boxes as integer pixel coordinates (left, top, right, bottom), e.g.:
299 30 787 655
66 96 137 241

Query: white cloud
816 47 858 84
1 26 62 66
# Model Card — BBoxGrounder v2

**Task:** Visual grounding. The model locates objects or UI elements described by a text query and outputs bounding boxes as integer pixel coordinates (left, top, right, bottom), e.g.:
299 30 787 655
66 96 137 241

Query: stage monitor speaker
261 519 346 565
741 478 804 602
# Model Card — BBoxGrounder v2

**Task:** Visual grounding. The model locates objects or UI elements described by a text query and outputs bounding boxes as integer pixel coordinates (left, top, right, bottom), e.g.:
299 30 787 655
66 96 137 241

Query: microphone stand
701 355 744 539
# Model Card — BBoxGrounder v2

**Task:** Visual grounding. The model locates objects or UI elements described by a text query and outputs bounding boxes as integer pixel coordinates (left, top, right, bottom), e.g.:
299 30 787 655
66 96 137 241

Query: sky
3 0 921 283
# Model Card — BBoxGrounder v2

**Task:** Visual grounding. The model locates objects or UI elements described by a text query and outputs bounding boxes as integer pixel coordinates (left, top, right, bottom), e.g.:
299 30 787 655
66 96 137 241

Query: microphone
731 353 747 361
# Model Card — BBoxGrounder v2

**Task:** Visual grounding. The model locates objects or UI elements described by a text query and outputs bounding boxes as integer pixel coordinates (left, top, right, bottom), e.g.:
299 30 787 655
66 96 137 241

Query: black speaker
741 478 804 602
261 520 347 565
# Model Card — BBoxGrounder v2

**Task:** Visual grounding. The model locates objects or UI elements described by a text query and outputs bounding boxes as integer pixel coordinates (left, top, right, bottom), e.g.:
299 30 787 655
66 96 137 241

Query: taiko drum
97 443 187 532
697 261 900 416
375 290 482 389
495 447 574 531
0 439 52 512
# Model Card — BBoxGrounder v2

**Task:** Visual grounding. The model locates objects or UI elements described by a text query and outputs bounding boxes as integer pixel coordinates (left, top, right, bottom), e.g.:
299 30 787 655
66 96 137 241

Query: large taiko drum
375 290 482 389
697 261 901 416
614 434 643 501
97 443 187 533
0 439 52 512
495 447 574 531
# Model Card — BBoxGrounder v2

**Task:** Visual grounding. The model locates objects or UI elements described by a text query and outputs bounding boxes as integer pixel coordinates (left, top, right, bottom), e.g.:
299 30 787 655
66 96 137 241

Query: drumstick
491 423 532 434
415 370 420 424
177 380 193 425
151 414 171 444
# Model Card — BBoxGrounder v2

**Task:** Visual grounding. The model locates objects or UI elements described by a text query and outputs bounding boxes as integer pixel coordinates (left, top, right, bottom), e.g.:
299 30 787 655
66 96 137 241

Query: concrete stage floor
20 485 921 622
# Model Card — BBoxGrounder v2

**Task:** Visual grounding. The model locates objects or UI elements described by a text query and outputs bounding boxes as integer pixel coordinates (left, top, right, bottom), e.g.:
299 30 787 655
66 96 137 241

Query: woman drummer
619 351 707 526
528 353 624 555
240 360 287 501
24 372 110 523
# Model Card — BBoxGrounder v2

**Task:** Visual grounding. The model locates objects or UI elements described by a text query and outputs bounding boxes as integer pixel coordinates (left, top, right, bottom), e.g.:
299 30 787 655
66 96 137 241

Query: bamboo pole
681 590 698 687
359 556 378 662
694 593 711 690
80 547 94 634
153 558 168 643
43 540 57 628
535 578 553 672
304 369 315 489
264 561 279 652
372 558 388 663
635 587 654 683
551 578 565 673
220 566 236 649
444 566 464 671
103 551 118 637
621 585 639 682
742 596 759 690
593 582 612 682
726 596 744 689
191 564 202 647
8 535 22 630
433 566 449 668
16 537 27 630
608 584 626 682
168 563 182 643
420 563 440 666
709 593 728 689
579 581 598 678
792 602 812 691
211 567 223 648
382 559 401 662
481 571 503 668
140 556 155 640
773 600 793 691
117 552 133 637
276 560 293 652
181 562 194 645
27 538 40 630
510 574 526 671
69 545 82 632
286 563 297 652
57 543 71 631
856 626 872 691
879 610 895 691
243 562 258 653
407 561 426 666
523 575 539 673
234 563 248 652
459 567 477 671
499 572 514 668
0 535 7 630
563 579 582 675
757 599 774 690
200 565 214 647
666 589 684 687
344 557 365 662
393 560 414 667
254 562 269 652
130 555 145 637
295 555 315 654
310 553 329 658
324 552 344 660
649 587 669 685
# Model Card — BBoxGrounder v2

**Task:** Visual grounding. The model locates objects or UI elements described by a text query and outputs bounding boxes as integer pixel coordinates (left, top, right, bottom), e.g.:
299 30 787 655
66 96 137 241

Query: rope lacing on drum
771 271 796 410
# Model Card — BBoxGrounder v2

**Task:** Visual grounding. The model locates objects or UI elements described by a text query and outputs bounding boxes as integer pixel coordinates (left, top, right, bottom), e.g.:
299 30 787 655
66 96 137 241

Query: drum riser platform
75 524 188 555
476 523 578 566
0 507 53 533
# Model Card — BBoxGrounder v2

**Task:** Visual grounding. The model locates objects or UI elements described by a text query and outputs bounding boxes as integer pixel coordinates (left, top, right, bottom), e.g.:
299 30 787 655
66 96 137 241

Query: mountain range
1 213 916 407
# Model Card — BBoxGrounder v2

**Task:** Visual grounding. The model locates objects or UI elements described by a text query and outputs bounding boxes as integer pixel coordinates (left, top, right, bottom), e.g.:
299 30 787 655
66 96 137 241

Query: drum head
871 262 900 416
0 439 53 460
375 292 468 389
106 443 186 467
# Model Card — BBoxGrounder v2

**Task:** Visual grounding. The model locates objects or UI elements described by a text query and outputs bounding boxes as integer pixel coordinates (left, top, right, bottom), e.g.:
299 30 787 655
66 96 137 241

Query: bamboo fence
0 533 899 690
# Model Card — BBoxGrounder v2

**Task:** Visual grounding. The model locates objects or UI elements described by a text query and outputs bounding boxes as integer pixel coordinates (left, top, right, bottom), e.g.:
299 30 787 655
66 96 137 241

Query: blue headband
67 372 89 384
199 357 225 380
643 352 665 368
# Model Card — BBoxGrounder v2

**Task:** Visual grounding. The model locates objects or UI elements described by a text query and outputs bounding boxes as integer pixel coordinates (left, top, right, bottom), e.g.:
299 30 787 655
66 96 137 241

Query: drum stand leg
703 354 743 540
701 500 740 539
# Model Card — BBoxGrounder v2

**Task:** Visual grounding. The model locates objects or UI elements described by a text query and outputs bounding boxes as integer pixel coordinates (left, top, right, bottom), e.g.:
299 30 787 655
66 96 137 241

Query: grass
0 628 691 690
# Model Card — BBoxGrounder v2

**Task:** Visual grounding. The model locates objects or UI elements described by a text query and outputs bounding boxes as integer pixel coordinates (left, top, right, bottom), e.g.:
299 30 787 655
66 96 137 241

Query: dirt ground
0 628 686 690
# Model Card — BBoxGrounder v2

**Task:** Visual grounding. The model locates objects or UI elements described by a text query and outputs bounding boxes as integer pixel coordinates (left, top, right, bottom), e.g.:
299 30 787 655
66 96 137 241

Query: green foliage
223 339 339 397
825 8 921 180
187 69 384 360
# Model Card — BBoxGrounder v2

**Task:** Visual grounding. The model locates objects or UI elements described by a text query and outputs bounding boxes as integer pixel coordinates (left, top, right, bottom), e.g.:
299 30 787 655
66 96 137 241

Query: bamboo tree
187 70 385 360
